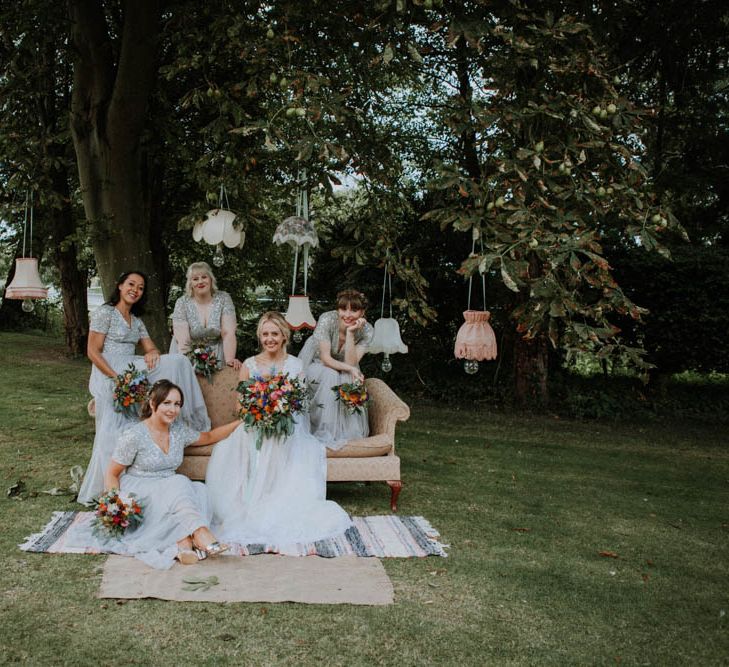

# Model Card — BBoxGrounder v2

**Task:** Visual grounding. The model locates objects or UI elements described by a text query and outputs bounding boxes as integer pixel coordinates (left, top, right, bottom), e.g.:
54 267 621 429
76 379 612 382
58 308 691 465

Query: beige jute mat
98 554 394 605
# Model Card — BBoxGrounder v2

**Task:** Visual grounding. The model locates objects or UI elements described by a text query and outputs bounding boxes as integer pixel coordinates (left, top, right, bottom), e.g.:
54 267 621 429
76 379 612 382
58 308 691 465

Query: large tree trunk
68 0 167 344
513 332 550 408
50 169 89 356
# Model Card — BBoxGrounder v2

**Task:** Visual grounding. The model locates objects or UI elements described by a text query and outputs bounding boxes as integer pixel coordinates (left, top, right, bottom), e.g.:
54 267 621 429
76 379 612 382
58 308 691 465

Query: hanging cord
21 192 29 258
380 261 393 319
466 229 487 311
218 183 231 210
293 169 310 295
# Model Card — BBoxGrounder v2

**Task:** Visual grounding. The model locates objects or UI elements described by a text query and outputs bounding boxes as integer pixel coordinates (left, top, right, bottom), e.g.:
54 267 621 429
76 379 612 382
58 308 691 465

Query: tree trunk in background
68 0 167 344
50 168 88 356
513 332 550 408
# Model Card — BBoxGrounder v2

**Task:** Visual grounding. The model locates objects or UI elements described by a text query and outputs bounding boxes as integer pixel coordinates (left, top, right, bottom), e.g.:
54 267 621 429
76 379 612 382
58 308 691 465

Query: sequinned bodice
171 292 235 344
90 304 150 356
310 311 374 362
113 420 201 479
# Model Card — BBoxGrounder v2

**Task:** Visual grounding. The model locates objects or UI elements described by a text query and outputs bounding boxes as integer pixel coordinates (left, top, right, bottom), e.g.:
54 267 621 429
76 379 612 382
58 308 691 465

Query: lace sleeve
171 297 187 322
89 305 113 334
173 420 201 447
220 292 236 319
357 320 375 351
313 311 336 343
112 428 139 467
135 316 151 340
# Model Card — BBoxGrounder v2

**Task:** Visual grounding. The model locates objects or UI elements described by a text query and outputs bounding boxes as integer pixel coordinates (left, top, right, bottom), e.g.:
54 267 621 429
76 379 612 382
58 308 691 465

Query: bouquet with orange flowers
112 363 150 418
186 339 221 383
92 488 144 539
237 373 309 449
332 380 370 414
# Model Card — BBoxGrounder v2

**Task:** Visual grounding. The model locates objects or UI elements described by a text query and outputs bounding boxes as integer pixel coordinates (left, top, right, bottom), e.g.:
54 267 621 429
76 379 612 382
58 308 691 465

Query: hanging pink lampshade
454 310 497 361
5 258 48 300
284 295 316 330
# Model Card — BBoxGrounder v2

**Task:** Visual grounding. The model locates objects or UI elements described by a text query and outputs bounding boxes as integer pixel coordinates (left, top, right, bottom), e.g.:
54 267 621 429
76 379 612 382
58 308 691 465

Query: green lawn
0 332 727 665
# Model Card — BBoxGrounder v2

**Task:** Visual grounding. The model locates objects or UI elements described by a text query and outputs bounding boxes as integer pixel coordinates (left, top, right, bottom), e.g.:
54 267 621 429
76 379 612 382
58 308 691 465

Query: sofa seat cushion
326 433 393 458
187 433 393 459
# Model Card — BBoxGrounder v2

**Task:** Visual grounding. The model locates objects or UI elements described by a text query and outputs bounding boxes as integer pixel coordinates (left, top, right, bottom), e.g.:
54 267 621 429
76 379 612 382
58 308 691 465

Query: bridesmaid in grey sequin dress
298 290 374 450
77 271 211 505
67 380 239 569
170 262 241 371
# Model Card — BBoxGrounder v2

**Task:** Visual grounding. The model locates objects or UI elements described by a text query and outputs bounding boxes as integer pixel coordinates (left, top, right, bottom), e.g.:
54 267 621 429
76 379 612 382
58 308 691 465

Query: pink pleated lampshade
284 295 316 330
5 258 48 300
454 310 497 361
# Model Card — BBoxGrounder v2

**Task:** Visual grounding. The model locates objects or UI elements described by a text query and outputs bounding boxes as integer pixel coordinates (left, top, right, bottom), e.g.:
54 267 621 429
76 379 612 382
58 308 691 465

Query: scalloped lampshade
284 295 316 330
5 258 48 300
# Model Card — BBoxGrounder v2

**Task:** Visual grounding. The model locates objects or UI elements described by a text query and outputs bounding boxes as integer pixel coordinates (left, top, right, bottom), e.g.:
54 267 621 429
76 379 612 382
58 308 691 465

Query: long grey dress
77 304 211 505
67 420 210 570
169 291 236 365
298 310 374 450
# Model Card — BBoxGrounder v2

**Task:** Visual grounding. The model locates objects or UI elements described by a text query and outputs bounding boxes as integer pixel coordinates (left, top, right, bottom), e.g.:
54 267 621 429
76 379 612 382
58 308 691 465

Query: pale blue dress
67 420 210 570
169 292 236 365
298 311 374 450
77 304 211 505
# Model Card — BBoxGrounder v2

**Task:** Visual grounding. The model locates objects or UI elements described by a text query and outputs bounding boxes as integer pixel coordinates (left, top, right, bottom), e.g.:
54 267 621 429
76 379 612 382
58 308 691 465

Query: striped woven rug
20 512 448 558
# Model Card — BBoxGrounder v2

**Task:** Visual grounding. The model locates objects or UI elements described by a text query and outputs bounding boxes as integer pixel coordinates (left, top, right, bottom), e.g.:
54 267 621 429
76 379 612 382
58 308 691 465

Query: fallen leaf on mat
216 634 235 642
511 527 530 532
641 574 650 583
599 551 619 559
182 575 219 592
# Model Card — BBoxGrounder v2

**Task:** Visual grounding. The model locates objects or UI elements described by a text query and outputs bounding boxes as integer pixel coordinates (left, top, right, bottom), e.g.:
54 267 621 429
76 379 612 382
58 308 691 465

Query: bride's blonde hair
256 311 290 349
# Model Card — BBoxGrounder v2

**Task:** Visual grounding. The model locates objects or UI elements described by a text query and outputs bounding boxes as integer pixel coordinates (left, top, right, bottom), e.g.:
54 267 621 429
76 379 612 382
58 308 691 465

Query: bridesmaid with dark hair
77 271 211 505
298 289 374 450
68 380 239 568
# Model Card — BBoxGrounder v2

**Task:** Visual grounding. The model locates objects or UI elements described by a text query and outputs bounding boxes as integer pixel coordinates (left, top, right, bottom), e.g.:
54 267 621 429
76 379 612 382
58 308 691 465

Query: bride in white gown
206 312 353 547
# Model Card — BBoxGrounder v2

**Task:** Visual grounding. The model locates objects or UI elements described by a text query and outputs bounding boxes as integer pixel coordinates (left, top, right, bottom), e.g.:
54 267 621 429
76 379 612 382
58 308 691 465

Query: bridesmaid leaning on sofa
169 261 241 371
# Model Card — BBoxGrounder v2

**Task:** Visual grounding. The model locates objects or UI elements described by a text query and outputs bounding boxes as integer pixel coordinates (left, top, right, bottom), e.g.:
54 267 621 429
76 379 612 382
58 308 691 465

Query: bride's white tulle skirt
206 418 353 547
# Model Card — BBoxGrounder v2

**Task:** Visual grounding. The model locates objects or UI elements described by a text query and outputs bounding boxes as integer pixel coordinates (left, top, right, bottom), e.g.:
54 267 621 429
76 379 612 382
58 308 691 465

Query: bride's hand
349 365 364 382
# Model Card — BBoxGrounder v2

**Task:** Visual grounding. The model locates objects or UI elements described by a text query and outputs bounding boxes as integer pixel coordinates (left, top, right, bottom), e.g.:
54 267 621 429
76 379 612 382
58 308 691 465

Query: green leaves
182 576 220 592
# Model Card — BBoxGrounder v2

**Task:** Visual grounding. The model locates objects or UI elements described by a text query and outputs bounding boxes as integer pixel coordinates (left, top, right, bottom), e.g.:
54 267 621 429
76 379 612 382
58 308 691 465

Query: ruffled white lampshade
197 208 243 248
369 317 408 355
284 295 316 330
5 258 48 300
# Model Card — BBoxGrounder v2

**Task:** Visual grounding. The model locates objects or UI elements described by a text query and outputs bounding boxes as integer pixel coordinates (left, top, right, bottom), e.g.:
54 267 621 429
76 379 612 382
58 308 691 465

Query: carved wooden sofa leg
386 480 403 512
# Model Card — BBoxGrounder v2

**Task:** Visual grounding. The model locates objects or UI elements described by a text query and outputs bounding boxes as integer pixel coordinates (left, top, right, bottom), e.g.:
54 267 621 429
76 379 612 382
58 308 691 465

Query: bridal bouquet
112 363 150 418
186 340 221 383
92 489 144 539
237 373 309 449
332 380 370 415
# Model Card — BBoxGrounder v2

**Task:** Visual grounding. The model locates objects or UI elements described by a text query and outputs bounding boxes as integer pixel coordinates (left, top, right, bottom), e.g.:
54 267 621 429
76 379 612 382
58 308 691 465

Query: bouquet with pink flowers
237 373 309 449
186 339 221 383
112 364 151 418
92 488 144 539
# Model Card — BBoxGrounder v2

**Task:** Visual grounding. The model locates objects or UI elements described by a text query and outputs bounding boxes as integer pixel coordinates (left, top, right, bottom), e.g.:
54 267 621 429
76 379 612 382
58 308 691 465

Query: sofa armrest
365 378 410 453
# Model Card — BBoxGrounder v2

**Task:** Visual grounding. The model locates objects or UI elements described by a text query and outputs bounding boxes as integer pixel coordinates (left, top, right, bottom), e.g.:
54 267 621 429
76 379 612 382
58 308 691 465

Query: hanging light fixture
369 261 408 372
454 228 497 374
273 169 318 342
192 183 244 266
5 193 48 313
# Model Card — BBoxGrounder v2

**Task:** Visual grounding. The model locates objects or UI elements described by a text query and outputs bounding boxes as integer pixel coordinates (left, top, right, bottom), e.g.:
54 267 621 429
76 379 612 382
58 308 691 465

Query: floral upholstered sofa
175 367 411 511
